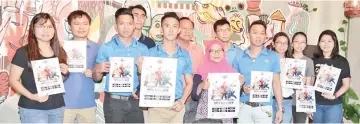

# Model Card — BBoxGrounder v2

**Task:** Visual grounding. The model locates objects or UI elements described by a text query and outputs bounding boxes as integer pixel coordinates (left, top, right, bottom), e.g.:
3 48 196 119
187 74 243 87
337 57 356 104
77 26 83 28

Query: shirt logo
264 59 270 63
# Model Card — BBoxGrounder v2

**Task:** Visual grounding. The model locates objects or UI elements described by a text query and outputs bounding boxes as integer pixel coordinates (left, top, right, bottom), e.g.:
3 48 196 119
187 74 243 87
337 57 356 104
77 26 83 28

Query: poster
314 65 341 94
207 73 240 119
31 58 65 96
139 57 177 107
282 58 306 89
108 57 134 92
296 85 316 112
249 71 273 102
63 40 87 72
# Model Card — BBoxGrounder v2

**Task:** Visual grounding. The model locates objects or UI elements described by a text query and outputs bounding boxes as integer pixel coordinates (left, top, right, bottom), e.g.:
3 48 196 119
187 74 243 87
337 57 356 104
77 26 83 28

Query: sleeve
340 58 351 79
183 55 193 75
95 45 108 64
271 54 281 74
11 47 27 68
191 74 202 101
232 55 240 72
306 59 315 77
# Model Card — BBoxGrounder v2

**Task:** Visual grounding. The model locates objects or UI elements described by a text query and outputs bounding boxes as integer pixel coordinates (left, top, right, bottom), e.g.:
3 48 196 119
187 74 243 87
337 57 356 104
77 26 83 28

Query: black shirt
313 55 351 105
138 33 156 49
11 46 65 110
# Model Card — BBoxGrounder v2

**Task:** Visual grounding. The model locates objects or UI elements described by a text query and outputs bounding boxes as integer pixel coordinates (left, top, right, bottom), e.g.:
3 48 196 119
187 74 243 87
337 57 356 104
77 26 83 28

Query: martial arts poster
249 71 273 102
207 73 240 119
282 58 306 89
296 85 316 112
314 65 341 94
108 57 134 92
139 57 177 107
31 58 65 96
63 40 87 72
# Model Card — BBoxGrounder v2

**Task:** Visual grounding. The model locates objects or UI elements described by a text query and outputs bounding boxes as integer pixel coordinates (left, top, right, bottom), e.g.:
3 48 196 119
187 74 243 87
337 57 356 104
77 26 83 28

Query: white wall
347 17 360 97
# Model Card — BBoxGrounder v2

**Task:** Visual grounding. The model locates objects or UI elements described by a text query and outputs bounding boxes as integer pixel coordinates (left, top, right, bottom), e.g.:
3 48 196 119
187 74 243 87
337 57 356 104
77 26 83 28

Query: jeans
184 100 198 123
272 99 292 123
313 104 343 123
237 103 272 123
292 105 307 123
103 93 144 123
19 107 64 123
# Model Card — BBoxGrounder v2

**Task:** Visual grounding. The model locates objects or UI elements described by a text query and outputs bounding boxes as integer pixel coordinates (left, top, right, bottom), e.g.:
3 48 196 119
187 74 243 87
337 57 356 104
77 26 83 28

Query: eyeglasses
275 42 288 46
35 25 54 29
209 49 224 54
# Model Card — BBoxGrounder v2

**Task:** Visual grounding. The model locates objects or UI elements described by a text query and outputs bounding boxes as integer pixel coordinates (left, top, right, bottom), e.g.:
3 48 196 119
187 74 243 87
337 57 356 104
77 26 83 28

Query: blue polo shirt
226 43 243 65
64 40 100 109
232 47 280 106
149 44 193 99
95 35 149 96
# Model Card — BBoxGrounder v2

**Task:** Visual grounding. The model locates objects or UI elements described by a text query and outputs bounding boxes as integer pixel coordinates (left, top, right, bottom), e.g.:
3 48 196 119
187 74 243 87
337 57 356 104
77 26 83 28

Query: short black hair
161 12 179 25
213 18 230 32
114 8 133 21
129 4 147 17
67 10 91 25
249 20 267 33
313 30 340 59
179 17 194 28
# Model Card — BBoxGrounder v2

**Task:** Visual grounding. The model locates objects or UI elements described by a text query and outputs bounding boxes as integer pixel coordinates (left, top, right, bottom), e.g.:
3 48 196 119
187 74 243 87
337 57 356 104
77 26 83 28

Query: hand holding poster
249 71 273 102
314 65 341 94
139 57 177 107
207 73 240 119
282 58 306 89
31 58 65 96
108 57 134 92
296 85 316 112
63 40 87 72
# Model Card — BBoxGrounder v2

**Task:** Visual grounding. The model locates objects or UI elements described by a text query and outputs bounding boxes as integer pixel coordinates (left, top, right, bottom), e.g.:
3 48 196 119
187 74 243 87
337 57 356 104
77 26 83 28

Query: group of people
7 4 351 124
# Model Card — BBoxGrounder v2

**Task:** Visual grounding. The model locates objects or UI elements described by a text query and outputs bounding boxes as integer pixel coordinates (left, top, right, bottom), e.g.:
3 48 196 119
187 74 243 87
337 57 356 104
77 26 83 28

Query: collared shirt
149 44 193 99
138 33 156 49
178 41 204 72
64 40 100 109
232 47 280 106
96 35 149 96
226 43 243 65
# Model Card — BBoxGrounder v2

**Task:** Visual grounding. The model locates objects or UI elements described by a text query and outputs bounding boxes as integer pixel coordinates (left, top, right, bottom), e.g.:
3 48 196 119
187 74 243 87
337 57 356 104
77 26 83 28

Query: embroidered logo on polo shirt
265 59 270 63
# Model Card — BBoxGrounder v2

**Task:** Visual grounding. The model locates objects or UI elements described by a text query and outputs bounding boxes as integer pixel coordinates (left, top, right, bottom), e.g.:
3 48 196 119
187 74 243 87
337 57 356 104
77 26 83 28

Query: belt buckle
120 96 130 101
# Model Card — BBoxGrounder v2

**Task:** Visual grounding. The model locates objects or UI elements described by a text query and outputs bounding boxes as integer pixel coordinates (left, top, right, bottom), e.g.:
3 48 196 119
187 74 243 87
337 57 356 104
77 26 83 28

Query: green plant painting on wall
338 19 349 57
343 87 360 123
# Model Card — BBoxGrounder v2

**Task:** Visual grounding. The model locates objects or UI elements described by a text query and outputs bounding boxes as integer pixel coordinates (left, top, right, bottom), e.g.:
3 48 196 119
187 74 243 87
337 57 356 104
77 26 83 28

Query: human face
249 25 266 47
292 35 307 53
115 15 135 38
209 44 224 63
70 16 90 39
274 36 289 54
178 19 194 41
215 24 231 42
132 8 146 30
319 35 335 54
161 17 180 41
34 19 55 42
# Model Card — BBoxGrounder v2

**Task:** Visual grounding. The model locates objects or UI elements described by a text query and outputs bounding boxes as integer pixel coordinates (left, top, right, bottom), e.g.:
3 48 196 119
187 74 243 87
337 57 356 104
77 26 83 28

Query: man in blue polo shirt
93 8 148 123
145 12 193 123
232 20 283 123
213 18 243 64
129 5 156 49
63 10 100 123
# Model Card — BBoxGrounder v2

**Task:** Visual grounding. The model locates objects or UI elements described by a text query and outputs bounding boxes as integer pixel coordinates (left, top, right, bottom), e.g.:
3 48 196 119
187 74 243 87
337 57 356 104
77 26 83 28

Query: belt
272 96 292 99
105 92 134 101
244 102 262 107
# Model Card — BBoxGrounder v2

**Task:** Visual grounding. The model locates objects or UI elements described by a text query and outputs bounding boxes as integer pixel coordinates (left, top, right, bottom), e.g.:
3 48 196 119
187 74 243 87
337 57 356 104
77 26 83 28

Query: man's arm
273 74 283 109
93 64 104 82
181 74 194 103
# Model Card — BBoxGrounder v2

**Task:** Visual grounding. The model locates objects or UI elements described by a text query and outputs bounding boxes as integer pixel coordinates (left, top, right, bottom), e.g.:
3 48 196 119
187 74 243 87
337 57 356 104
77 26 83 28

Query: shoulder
335 55 348 62
16 45 27 53
180 47 191 58
136 41 148 49
267 49 279 58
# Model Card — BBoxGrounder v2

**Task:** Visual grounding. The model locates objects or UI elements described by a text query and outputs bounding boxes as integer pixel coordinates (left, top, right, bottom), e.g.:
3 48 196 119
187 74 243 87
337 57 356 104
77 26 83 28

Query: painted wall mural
0 0 318 123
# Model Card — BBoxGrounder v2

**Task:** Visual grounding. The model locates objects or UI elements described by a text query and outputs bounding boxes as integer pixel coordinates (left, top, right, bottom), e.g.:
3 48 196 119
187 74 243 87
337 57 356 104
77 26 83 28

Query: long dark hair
313 30 340 59
25 13 67 64
270 32 292 58
291 32 307 55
